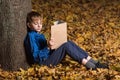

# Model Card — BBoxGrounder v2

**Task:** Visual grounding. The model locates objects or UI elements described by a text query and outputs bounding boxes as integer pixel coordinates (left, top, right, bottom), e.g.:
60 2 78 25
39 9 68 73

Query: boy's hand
49 38 55 49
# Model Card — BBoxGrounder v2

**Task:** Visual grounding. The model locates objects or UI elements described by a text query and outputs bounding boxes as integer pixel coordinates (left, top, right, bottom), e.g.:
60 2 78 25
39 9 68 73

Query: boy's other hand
49 38 55 48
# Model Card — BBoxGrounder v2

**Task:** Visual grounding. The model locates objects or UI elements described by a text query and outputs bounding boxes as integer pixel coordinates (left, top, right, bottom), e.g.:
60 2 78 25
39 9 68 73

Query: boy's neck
29 30 40 34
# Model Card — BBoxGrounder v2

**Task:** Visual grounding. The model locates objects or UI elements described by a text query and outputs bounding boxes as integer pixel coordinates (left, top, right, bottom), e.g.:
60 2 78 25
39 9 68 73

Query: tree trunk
0 0 31 71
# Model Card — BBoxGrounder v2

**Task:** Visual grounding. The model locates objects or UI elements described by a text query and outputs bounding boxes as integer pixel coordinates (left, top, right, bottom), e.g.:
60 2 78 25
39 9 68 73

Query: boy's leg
68 41 88 57
68 41 98 64
41 41 87 66
63 41 89 63
41 44 66 66
67 41 108 69
41 41 96 69
63 41 96 69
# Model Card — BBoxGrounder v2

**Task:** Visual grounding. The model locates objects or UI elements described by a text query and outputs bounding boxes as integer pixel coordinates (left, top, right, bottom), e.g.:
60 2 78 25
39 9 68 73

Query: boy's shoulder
28 31 45 38
28 31 37 36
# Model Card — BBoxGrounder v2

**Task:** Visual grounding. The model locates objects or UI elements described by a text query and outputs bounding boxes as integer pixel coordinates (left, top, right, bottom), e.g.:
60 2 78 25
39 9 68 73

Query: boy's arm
29 34 49 63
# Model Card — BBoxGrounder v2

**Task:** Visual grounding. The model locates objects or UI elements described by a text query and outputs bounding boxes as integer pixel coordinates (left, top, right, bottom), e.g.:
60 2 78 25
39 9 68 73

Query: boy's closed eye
32 22 42 25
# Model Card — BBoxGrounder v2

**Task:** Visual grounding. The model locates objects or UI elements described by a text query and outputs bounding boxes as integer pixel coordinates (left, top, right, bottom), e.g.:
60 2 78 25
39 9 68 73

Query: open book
51 22 67 49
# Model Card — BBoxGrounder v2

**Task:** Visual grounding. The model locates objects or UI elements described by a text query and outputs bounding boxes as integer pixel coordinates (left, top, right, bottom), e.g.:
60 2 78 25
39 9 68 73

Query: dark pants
41 41 89 66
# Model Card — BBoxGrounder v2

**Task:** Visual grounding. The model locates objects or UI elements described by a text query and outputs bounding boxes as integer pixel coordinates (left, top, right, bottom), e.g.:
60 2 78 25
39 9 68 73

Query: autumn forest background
0 0 120 80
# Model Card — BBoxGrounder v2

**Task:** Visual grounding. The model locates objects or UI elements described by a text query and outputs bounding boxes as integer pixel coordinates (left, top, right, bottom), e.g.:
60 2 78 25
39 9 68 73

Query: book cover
51 22 67 49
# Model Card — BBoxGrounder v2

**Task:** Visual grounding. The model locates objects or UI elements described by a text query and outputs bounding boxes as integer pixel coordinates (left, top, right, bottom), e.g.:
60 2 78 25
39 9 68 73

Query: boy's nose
38 24 41 27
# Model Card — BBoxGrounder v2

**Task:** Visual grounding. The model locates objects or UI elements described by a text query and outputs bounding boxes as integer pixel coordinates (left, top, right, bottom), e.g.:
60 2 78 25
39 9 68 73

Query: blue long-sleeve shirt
24 30 50 64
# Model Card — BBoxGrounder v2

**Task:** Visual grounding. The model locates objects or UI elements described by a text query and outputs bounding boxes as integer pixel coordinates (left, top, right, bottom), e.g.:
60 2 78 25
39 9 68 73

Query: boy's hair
26 11 41 23
26 11 41 31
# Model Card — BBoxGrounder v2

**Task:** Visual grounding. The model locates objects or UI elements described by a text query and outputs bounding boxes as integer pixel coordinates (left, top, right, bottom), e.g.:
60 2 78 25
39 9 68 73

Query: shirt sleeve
29 33 49 63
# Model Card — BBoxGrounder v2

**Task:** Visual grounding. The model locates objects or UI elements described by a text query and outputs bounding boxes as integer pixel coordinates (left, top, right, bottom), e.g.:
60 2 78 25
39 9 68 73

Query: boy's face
28 16 42 32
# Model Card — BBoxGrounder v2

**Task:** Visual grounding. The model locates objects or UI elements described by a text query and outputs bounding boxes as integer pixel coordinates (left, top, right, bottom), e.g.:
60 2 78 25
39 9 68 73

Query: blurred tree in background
0 0 31 71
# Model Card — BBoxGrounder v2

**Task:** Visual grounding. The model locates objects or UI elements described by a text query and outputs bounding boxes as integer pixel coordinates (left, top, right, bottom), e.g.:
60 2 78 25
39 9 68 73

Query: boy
24 11 108 70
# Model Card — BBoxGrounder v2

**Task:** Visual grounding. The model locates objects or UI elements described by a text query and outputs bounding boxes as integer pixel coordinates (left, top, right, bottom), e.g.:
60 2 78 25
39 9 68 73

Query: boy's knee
63 41 71 47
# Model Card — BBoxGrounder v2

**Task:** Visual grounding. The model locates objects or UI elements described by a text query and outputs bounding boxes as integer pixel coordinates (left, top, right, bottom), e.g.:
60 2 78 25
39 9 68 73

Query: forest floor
0 0 120 80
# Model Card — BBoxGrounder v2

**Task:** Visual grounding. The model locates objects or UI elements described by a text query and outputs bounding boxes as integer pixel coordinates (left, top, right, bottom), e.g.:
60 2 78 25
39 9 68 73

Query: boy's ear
27 23 30 28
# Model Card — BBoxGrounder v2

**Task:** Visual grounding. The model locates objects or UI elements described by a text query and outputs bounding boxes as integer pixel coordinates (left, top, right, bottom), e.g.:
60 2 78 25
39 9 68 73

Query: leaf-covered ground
0 0 120 80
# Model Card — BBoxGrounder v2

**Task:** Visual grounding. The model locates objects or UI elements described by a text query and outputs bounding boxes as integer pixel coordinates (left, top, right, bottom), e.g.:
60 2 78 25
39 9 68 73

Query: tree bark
0 0 31 71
